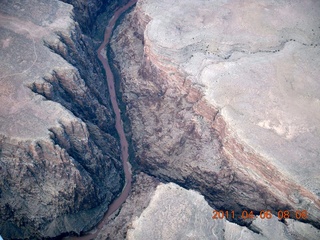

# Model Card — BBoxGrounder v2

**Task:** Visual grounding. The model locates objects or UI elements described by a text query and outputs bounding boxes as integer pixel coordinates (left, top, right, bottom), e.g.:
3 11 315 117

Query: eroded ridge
0 0 125 238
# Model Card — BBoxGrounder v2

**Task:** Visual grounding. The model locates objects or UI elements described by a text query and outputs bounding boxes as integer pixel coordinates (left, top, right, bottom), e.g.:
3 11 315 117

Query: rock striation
110 0 320 231
0 0 126 238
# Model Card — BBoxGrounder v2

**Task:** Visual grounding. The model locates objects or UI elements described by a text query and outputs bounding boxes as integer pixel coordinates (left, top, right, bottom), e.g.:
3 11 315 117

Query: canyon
0 0 129 238
109 0 320 238
0 0 320 239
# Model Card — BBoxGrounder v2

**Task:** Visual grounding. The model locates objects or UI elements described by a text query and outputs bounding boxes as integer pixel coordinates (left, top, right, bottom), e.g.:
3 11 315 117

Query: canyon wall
0 0 126 238
1 0 320 238
110 0 320 229
127 182 320 240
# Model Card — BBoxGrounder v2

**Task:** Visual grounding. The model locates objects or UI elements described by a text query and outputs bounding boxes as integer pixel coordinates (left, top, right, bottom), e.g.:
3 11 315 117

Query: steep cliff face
61 0 128 36
127 182 320 240
0 0 125 238
110 0 320 229
1 0 320 238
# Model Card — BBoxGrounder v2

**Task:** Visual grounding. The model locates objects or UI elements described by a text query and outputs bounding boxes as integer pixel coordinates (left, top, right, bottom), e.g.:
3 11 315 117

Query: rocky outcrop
110 0 320 230
96 173 159 239
0 0 125 238
127 183 320 240
1 0 319 238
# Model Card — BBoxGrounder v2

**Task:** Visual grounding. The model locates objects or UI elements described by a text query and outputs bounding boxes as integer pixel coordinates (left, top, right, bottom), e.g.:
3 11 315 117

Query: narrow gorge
0 0 320 239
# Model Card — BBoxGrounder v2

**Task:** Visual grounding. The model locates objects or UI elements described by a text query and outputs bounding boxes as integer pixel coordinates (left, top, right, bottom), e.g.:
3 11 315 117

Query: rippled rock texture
111 0 320 231
0 0 126 238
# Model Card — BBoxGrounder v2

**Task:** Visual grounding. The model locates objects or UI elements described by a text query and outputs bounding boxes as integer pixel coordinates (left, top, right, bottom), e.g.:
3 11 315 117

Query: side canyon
110 0 320 237
0 0 320 239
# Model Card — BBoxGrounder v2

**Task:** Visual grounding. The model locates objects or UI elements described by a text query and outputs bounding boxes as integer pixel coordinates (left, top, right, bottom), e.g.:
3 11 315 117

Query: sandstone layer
0 0 126 238
111 0 320 230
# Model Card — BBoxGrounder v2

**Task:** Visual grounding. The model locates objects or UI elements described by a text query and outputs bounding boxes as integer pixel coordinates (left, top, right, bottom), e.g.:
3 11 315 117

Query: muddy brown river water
67 0 137 239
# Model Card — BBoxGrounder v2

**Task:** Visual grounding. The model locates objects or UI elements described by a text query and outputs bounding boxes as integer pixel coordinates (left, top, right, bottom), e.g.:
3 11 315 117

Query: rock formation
0 0 127 238
127 182 320 240
1 0 320 239
96 173 159 240
110 0 320 231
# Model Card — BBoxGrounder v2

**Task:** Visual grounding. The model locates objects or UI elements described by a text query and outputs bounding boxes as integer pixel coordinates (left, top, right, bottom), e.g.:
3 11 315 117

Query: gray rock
96 173 159 240
0 0 124 238
110 0 320 232
127 183 320 240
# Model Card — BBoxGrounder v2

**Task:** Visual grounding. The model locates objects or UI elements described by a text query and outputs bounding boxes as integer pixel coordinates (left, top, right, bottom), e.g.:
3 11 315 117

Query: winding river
69 0 137 239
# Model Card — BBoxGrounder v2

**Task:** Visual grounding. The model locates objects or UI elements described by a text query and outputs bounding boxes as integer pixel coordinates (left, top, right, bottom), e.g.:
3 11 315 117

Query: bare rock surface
0 0 125 238
96 173 159 240
127 183 320 240
111 0 320 231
